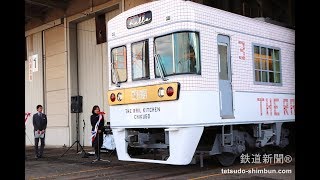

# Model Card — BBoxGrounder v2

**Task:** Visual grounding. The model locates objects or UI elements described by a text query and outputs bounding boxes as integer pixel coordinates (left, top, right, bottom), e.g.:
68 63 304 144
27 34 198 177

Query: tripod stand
61 113 87 157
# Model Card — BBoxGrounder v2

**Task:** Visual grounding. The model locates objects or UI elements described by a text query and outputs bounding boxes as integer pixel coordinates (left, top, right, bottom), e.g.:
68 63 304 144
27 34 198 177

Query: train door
217 35 234 118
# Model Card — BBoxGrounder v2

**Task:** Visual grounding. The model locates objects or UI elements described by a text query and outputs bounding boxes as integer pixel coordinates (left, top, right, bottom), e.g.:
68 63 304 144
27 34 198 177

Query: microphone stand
82 119 89 158
83 119 85 149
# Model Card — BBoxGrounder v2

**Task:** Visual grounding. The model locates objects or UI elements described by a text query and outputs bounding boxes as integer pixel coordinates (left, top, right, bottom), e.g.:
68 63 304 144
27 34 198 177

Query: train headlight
110 93 116 102
117 92 123 101
166 86 174 97
158 87 165 97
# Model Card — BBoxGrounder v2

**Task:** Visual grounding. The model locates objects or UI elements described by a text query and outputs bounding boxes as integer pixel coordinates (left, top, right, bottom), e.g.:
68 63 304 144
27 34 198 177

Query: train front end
108 81 209 164
106 0 211 165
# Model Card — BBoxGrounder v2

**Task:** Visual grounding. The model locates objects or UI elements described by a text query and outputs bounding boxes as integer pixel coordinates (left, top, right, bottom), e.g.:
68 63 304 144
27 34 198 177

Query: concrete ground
25 146 295 180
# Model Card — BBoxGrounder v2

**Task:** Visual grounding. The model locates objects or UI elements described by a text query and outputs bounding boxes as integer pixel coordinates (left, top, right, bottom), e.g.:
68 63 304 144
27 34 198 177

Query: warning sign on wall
28 56 33 82
28 54 38 82
32 54 38 72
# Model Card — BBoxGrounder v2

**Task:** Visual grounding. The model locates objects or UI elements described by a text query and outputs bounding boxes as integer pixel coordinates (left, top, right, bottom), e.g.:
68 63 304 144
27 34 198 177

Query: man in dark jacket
33 105 47 158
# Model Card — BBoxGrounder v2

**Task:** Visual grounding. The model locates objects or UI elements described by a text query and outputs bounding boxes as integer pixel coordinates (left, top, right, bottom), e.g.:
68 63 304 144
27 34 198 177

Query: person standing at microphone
32 105 47 158
90 105 105 160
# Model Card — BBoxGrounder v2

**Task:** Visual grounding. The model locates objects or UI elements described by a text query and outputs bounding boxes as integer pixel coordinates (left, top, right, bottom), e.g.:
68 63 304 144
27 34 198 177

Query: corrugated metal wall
77 9 120 146
25 32 44 146
44 24 69 146
25 6 121 147
77 18 105 146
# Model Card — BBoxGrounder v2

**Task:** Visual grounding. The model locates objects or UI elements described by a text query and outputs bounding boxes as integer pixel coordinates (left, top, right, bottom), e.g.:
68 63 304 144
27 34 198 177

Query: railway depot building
25 0 294 148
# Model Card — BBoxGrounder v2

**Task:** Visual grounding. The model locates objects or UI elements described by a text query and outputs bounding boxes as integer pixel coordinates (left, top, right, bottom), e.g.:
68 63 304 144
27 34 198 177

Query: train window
131 40 150 80
154 34 174 75
111 46 127 83
154 32 200 77
218 45 228 80
253 45 281 85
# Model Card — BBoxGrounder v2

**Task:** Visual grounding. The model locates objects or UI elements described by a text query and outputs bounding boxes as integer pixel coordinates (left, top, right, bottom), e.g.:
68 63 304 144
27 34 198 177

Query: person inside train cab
178 44 196 73
188 46 196 73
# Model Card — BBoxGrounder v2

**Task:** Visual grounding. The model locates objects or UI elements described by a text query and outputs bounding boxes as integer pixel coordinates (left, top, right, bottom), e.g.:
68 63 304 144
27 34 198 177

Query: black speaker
71 96 83 113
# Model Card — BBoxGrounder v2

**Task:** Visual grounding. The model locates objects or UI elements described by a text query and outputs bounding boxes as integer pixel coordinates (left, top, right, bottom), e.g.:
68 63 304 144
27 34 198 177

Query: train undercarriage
124 122 294 167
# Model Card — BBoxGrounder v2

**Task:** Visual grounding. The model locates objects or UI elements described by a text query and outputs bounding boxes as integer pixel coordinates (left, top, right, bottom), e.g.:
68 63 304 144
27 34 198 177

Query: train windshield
154 32 200 77
111 46 127 83
131 40 150 80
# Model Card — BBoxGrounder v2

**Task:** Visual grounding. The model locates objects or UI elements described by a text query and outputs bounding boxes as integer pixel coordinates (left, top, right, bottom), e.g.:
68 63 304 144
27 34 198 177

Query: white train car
107 0 295 166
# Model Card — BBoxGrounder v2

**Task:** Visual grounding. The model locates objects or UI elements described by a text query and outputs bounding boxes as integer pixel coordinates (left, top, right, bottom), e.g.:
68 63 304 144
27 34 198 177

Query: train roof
108 0 294 45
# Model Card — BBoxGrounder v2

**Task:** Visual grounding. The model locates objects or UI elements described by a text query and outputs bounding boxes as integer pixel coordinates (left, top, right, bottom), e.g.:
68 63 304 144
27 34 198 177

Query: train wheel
216 152 237 166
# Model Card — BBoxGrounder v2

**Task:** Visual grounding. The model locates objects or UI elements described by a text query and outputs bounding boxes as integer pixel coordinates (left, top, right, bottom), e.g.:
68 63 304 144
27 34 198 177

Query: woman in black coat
90 105 105 160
